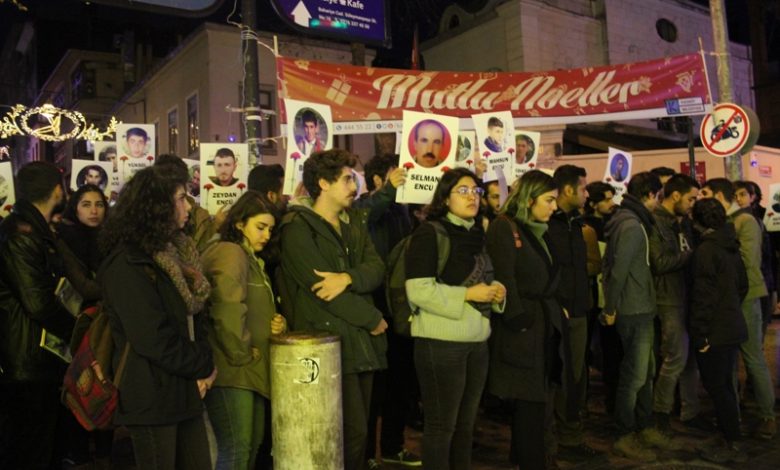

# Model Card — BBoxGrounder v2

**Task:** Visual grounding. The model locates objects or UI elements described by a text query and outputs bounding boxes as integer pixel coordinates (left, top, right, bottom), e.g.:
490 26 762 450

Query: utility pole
709 0 742 180
242 0 263 164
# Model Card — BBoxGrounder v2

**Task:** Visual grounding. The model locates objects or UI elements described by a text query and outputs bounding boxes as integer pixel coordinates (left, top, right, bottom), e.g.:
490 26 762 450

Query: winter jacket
0 200 74 383
202 241 276 397
405 214 502 343
101 245 214 426
353 184 412 261
728 206 768 300
279 200 387 374
486 216 562 403
689 224 748 349
602 195 657 317
649 205 693 307
547 209 589 318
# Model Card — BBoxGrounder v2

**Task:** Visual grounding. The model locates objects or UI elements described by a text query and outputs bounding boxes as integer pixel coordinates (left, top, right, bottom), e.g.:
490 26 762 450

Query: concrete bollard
271 331 343 470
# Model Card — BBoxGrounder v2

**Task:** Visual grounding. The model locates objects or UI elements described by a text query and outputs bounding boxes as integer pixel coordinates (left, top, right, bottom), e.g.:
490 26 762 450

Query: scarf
153 232 211 339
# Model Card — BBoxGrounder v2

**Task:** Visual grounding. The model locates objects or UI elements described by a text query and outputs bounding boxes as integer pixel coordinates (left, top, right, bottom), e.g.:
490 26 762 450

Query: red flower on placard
288 152 304 189
441 166 451 173
403 162 415 170
204 183 214 201
146 155 154 166
529 162 535 168
482 151 491 158
237 183 246 193
3 204 11 212
606 177 612 182
508 148 515 155
466 159 473 166
290 152 302 161
768 212 774 217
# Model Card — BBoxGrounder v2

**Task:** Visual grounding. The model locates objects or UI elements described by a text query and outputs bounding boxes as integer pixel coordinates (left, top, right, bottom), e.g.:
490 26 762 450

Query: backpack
61 303 130 431
385 221 450 336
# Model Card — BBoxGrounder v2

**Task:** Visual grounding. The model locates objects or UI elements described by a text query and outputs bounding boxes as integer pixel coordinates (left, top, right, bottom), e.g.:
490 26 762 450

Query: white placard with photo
513 130 541 181
93 140 122 200
283 99 334 195
604 147 633 203
70 160 113 194
182 158 201 203
200 143 249 215
0 162 15 217
764 183 780 232
396 110 459 204
472 111 515 184
116 124 156 181
455 130 478 172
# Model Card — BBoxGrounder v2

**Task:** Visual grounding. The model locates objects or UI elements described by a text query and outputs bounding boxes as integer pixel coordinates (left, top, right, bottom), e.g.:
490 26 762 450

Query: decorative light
0 104 120 142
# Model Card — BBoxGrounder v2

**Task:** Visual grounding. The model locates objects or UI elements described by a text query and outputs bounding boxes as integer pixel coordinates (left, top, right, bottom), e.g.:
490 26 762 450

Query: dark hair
553 164 586 193
215 148 236 160
487 116 503 128
585 181 614 205
16 161 63 204
425 167 479 220
98 145 117 160
302 149 357 200
517 134 533 144
627 172 662 200
154 153 189 180
734 180 753 196
81 165 106 185
747 181 762 203
650 166 676 179
126 127 148 141
301 110 318 125
692 197 727 230
364 154 399 192
703 178 735 203
414 119 445 141
663 174 699 198
64 184 108 224
100 165 188 256
503 170 556 224
218 191 277 244
248 164 284 194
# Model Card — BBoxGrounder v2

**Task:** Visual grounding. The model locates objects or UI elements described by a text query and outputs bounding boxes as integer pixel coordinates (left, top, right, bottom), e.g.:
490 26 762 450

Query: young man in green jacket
280 149 388 470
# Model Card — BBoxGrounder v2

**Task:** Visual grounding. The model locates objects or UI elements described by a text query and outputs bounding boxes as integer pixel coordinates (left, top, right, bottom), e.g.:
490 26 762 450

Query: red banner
277 53 711 129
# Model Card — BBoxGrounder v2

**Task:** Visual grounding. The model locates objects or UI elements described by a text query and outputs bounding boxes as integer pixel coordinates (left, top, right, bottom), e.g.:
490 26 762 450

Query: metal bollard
271 331 343 470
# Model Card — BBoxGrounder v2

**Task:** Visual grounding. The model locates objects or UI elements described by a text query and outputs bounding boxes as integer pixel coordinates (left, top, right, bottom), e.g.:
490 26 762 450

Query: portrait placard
513 130 541 181
200 143 249 215
93 140 122 200
116 124 156 181
764 183 780 232
0 162 15 217
283 99 334 195
604 148 633 203
472 111 515 184
396 110 459 204
455 130 477 172
70 160 112 194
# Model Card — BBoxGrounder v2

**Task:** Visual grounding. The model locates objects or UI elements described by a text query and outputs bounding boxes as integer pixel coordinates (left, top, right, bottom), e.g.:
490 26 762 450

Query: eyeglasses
451 186 485 197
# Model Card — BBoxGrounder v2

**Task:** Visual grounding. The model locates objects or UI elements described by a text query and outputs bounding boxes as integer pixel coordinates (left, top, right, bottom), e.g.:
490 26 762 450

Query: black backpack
385 221 450 336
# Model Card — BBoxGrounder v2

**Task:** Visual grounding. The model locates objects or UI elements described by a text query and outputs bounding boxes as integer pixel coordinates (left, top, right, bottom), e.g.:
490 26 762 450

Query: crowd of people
0 150 778 470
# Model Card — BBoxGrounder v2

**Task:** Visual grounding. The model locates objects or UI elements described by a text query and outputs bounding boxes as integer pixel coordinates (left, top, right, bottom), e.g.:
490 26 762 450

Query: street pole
242 0 263 165
709 0 742 180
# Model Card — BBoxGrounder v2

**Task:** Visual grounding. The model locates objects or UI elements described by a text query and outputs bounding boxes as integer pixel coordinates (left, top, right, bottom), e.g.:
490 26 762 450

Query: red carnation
466 159 473 165
3 204 11 212
508 148 515 155
237 182 246 193
606 177 612 182
529 162 535 168
403 162 415 170
482 151 491 158
120 156 128 162
290 152 302 161
441 166 451 173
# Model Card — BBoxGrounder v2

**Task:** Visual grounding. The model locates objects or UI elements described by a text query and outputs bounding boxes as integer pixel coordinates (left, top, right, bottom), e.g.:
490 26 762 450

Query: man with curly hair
280 149 388 470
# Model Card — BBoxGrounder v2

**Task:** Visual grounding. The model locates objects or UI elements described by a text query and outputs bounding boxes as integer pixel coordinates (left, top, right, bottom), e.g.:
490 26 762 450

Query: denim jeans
614 313 656 435
204 386 266 470
414 338 488 470
737 298 776 419
653 304 700 420
127 414 211 470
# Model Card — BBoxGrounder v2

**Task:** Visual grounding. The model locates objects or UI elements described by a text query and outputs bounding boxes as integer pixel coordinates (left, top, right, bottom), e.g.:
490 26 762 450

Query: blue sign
272 0 390 47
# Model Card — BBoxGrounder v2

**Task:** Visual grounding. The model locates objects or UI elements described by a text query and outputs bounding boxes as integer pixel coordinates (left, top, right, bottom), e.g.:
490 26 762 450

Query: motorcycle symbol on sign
711 119 740 142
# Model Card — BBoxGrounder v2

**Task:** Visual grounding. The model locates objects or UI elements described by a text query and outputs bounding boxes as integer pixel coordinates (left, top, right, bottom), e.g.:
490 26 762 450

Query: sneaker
367 458 381 470
681 414 716 434
700 441 748 464
557 442 600 461
753 418 776 440
613 433 657 462
381 449 422 467
639 427 683 451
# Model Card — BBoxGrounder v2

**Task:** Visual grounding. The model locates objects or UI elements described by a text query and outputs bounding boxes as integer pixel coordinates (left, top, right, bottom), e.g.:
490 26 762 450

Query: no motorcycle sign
700 103 753 157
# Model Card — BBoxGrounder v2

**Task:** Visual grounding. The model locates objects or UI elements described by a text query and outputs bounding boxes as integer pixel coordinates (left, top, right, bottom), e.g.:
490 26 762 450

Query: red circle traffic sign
700 103 750 157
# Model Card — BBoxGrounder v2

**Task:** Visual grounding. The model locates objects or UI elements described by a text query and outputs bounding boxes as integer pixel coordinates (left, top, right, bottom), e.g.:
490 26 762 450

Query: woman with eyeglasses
485 170 563 469
405 167 506 470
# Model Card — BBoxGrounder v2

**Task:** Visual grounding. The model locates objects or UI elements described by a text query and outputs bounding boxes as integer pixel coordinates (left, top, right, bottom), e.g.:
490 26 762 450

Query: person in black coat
100 166 216 469
0 162 74 469
689 198 749 464
486 170 564 470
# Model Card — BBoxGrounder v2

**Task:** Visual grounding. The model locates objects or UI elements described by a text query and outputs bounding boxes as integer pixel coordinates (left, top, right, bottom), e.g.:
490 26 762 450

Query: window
258 88 277 154
656 19 677 43
187 93 199 156
168 108 178 154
